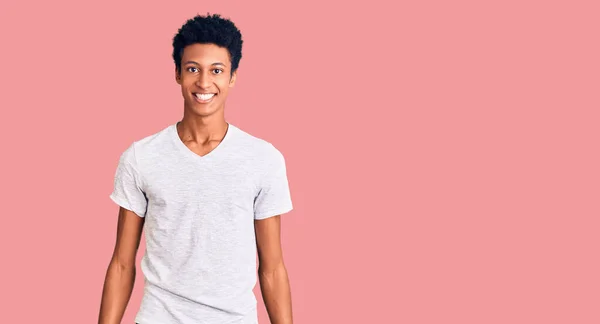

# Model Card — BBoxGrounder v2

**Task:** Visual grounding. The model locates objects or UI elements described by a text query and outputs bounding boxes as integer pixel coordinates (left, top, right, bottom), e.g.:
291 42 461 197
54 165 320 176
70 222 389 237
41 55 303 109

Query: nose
195 71 212 89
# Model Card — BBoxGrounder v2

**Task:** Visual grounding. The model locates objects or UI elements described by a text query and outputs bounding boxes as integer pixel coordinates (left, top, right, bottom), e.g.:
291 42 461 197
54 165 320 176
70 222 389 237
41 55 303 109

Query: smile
194 93 216 103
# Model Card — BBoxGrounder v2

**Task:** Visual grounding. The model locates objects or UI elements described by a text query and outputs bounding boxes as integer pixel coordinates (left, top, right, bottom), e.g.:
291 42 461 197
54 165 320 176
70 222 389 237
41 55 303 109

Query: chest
142 161 260 215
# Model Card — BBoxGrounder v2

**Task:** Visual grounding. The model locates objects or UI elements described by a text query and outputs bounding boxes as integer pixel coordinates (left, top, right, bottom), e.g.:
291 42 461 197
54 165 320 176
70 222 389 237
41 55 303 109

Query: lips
193 92 216 103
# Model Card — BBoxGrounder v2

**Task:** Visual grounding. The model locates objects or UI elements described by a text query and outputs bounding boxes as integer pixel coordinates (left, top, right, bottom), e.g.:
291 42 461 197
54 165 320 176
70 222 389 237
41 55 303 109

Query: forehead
181 43 231 66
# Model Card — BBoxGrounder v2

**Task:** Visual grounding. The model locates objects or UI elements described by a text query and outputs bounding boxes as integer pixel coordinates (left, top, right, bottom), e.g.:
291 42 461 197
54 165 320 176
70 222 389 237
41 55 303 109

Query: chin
191 107 214 117
186 103 220 117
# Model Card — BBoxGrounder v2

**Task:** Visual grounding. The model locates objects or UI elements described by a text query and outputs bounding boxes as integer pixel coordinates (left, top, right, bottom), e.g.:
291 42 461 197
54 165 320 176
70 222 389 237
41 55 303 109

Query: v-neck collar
170 121 236 162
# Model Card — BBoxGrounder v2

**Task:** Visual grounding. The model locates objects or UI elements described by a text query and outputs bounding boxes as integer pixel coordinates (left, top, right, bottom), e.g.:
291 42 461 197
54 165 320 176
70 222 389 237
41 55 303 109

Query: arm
255 215 293 324
98 207 145 324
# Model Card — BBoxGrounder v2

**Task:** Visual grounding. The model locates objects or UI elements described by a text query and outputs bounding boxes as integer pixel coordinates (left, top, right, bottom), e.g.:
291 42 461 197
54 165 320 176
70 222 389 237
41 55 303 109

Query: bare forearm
98 260 136 324
258 264 293 324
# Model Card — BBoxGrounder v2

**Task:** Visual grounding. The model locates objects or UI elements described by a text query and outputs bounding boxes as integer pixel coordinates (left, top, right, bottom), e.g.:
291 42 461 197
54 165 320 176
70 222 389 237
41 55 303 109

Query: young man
98 14 294 324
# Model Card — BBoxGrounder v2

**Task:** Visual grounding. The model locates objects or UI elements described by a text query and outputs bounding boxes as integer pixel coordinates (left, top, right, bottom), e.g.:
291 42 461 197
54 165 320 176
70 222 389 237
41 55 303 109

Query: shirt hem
254 205 293 220
109 193 146 218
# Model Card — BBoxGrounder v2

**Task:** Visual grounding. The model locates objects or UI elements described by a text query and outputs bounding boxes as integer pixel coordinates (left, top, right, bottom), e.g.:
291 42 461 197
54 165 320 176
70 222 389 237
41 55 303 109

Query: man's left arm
255 215 293 324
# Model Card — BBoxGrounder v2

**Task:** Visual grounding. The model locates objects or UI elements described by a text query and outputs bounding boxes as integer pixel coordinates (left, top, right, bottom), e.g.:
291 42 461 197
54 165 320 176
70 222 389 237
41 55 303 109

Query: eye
186 67 198 73
213 69 223 74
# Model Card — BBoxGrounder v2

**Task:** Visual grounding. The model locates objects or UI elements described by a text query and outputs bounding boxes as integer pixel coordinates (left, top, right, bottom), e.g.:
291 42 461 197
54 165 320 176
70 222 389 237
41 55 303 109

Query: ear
229 70 237 88
175 69 182 85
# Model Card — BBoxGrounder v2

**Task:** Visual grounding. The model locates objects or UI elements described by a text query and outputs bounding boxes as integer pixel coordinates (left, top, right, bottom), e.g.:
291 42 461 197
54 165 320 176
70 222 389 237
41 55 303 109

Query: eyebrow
184 61 227 67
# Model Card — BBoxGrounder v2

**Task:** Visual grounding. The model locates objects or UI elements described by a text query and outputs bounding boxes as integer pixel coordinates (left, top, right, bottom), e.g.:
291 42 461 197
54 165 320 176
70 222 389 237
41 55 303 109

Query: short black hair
172 13 243 76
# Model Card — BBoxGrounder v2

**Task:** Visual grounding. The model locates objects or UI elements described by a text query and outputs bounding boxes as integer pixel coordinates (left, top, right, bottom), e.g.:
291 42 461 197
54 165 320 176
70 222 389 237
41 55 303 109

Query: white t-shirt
109 122 293 324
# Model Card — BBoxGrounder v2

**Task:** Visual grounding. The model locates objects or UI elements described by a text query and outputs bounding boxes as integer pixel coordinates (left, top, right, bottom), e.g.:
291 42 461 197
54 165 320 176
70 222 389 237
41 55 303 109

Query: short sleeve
109 143 148 218
254 146 294 220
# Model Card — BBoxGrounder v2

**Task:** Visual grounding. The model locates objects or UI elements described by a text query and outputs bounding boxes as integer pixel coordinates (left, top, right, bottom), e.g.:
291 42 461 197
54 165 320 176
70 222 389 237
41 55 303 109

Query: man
98 14 294 324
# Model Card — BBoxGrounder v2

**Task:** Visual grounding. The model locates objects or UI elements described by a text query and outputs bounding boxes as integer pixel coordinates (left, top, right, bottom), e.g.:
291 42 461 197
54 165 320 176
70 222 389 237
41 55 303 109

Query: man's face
176 43 237 117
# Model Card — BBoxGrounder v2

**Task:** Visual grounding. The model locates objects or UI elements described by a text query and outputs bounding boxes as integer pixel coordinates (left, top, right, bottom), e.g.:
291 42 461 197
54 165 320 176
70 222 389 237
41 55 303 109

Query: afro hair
172 13 243 76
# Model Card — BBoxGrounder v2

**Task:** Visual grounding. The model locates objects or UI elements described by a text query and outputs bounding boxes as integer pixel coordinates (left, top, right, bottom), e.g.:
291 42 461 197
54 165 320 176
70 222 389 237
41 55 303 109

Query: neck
177 111 229 143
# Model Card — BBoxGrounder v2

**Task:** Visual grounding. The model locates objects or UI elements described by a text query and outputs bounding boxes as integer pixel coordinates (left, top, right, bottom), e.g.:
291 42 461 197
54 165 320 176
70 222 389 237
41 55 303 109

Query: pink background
1 0 598 323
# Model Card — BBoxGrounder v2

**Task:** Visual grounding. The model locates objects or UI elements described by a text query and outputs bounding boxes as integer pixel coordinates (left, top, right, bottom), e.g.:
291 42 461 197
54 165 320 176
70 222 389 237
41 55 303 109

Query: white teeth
195 93 215 100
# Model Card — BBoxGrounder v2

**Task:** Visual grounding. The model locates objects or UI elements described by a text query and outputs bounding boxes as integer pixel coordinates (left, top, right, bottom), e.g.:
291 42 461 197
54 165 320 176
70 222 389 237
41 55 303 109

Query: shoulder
231 124 286 165
117 123 173 165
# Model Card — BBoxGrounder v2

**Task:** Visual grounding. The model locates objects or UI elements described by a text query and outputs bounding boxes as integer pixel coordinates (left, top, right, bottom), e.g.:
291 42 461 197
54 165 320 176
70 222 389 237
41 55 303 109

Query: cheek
219 81 232 92
218 89 228 97
181 81 195 92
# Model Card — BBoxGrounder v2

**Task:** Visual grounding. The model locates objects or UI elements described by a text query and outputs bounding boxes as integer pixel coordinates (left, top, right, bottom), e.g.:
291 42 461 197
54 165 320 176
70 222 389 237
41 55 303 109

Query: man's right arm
98 207 145 324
